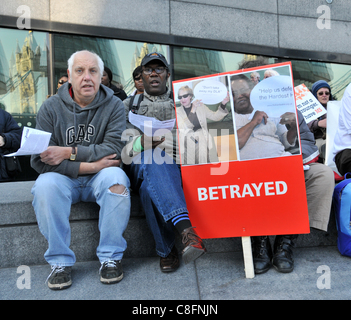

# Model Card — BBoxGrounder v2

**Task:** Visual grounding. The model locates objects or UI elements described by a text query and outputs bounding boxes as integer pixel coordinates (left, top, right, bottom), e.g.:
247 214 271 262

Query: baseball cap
141 52 169 69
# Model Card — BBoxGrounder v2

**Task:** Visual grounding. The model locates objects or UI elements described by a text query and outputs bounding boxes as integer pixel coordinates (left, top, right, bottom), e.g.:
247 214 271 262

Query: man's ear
67 69 71 83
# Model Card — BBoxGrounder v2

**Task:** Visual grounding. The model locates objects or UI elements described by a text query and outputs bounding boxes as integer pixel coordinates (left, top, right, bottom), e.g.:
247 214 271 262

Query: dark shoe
181 227 206 264
252 236 273 274
272 235 297 273
47 266 72 290
160 246 180 273
99 260 123 284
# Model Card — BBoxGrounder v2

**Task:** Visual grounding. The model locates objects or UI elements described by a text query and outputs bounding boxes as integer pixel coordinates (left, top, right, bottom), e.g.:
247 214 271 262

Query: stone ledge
0 181 338 268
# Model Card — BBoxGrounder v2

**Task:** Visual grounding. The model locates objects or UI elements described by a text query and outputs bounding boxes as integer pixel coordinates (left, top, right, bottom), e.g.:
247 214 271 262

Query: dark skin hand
140 134 165 149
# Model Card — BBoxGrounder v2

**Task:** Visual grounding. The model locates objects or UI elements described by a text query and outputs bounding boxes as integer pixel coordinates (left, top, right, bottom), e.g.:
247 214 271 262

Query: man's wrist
69 146 77 161
133 136 144 153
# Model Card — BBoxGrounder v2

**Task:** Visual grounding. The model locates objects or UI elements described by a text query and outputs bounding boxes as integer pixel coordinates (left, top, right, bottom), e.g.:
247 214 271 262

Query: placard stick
241 236 255 279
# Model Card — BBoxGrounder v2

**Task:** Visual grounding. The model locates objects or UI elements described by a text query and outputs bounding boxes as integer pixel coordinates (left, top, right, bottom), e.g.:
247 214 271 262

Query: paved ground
1 245 351 301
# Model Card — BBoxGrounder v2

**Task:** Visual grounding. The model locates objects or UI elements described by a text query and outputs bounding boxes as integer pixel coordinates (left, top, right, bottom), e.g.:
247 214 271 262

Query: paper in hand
4 127 52 157
128 111 175 137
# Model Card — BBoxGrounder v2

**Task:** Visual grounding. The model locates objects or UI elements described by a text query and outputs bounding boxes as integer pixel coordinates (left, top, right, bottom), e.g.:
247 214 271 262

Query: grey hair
67 50 104 77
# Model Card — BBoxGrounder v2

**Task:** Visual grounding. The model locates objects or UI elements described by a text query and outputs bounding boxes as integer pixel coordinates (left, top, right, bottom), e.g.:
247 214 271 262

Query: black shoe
272 235 297 273
252 236 273 274
160 246 180 273
99 260 123 284
47 266 72 290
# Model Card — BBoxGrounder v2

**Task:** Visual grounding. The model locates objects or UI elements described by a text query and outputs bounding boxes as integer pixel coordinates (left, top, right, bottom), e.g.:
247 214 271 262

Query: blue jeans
126 149 188 258
31 167 131 266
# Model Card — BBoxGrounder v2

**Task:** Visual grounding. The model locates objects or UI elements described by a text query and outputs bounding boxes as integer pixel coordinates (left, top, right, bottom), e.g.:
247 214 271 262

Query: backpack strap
129 93 144 114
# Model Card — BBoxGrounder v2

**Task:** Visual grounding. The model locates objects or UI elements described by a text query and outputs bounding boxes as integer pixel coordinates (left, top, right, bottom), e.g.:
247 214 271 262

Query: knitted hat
311 80 331 98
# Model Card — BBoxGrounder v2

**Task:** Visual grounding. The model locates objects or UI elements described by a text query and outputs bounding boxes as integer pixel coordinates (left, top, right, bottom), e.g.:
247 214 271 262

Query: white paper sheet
4 127 52 157
128 111 175 136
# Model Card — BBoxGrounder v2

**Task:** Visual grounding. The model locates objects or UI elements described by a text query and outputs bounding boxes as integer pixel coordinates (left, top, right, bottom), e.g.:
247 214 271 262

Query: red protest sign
173 62 310 239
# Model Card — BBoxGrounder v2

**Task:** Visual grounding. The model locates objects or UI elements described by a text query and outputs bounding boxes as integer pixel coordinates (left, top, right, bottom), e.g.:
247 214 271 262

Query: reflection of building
54 35 125 88
241 55 335 96
0 31 48 127
123 43 166 93
13 34 40 114
0 40 6 95
130 42 165 70
173 47 225 81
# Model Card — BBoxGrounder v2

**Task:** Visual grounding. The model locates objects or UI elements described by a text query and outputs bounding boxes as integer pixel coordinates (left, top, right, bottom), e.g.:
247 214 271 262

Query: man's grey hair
67 50 104 77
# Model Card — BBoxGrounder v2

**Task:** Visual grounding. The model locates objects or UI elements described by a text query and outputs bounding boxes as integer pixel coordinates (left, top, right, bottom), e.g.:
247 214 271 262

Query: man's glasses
178 94 191 100
58 80 67 85
142 67 166 75
134 76 142 81
318 91 330 96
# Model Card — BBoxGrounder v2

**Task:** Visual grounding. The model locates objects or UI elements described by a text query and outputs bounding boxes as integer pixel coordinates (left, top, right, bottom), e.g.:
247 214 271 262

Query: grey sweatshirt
31 82 126 178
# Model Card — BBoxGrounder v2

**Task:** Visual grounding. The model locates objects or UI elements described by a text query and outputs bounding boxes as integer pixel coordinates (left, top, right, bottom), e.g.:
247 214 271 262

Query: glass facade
173 47 351 101
0 29 48 128
0 26 351 180
53 34 168 97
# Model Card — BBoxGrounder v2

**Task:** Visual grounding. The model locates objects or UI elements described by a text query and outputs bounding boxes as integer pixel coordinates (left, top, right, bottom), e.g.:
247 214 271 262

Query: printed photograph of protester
230 65 300 161
173 75 237 165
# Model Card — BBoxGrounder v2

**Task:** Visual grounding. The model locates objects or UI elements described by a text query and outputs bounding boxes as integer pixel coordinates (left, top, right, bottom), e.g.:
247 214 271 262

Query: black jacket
0 109 22 180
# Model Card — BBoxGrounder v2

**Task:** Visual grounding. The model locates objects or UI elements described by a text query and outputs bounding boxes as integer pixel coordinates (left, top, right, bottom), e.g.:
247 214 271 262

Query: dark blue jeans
126 149 188 257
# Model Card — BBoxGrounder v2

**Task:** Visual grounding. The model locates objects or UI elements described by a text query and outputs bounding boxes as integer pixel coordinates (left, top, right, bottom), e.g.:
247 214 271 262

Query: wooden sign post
242 236 255 278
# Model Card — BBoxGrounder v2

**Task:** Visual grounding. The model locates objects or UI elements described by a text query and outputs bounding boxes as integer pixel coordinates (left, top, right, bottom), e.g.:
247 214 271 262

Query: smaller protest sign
294 84 326 124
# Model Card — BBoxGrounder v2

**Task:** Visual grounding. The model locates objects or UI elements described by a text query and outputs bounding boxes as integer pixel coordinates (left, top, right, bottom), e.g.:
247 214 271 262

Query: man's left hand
40 146 71 165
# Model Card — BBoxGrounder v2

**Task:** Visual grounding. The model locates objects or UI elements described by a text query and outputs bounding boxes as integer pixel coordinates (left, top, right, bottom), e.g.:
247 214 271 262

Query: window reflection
0 29 48 128
0 29 48 181
173 47 351 100
0 27 351 182
53 34 168 96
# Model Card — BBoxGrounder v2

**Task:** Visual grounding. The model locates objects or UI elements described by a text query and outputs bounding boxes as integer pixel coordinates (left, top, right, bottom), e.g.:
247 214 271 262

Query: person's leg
128 150 176 258
335 149 351 176
304 162 334 231
83 167 130 262
272 234 298 273
32 172 80 266
31 172 80 289
81 167 130 283
128 149 206 265
251 236 272 274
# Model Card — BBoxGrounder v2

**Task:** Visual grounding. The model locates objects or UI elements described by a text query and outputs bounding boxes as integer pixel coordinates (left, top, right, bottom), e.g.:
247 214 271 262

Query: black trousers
335 149 351 176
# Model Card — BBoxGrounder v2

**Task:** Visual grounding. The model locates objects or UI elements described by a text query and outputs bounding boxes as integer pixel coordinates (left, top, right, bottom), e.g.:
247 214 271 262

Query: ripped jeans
31 167 131 267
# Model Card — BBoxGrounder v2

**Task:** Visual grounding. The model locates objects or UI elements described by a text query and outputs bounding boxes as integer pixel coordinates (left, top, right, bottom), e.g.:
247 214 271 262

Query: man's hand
79 154 121 175
252 110 268 126
40 146 71 166
94 154 121 170
279 112 296 128
317 118 327 128
280 112 297 145
141 134 165 150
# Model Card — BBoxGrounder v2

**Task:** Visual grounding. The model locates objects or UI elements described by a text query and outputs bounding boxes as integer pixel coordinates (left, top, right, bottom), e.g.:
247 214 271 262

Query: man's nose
83 71 91 80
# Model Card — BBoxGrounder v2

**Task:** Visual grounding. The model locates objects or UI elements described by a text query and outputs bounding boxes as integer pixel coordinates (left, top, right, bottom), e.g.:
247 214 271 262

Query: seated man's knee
33 172 64 193
109 184 129 196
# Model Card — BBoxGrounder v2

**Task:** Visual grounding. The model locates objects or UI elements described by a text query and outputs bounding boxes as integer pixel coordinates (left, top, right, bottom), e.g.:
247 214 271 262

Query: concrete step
0 181 338 268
